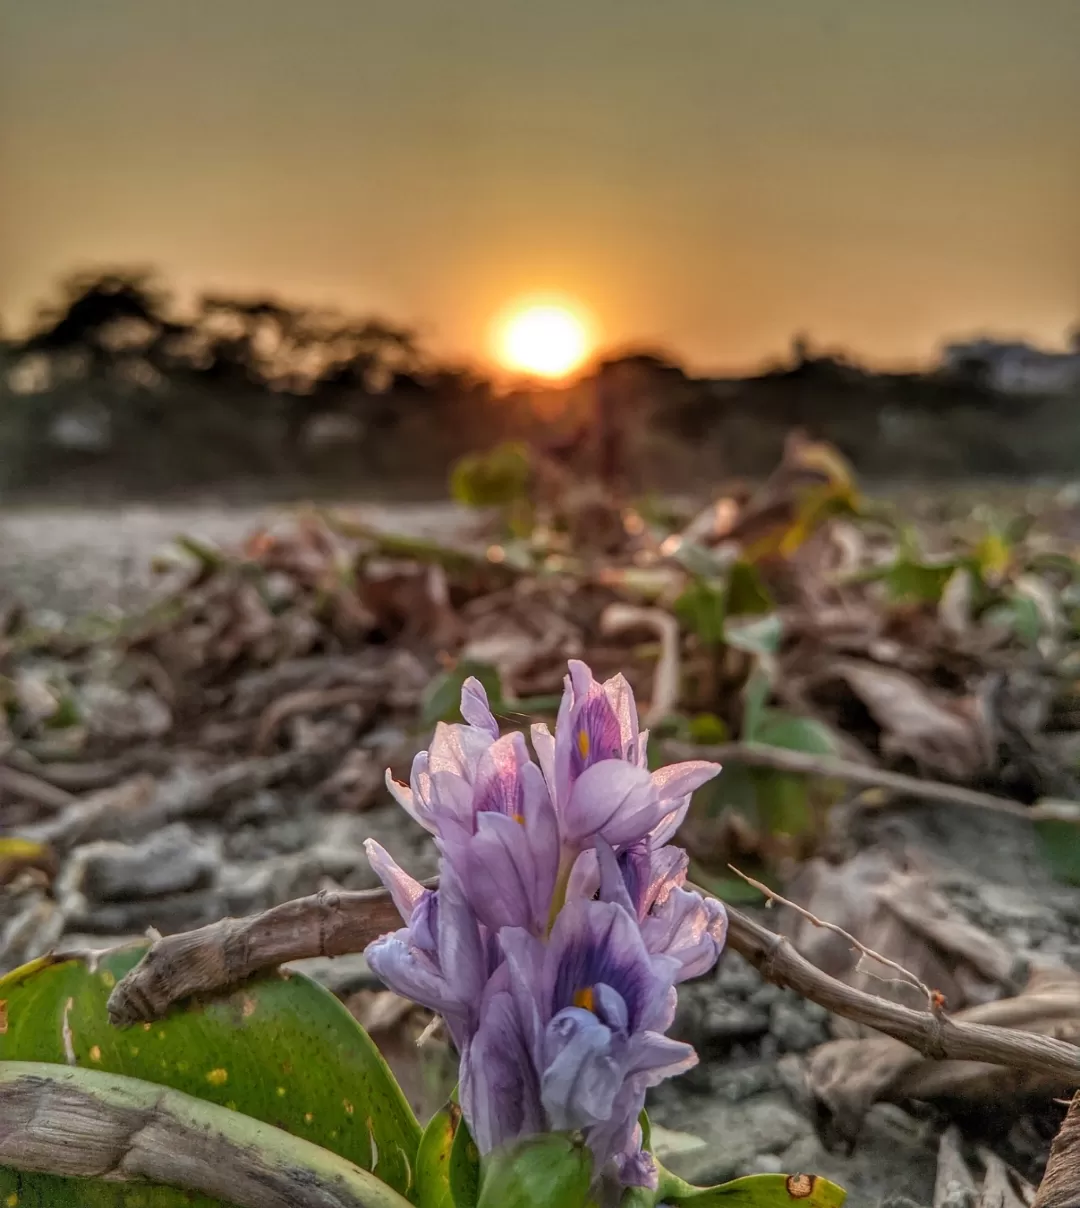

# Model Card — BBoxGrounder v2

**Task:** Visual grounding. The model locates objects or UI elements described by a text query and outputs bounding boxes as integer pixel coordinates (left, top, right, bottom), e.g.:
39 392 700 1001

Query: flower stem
546 847 578 934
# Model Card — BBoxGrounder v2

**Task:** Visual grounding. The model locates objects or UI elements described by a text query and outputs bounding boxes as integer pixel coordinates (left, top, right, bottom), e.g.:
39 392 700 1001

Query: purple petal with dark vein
461 989 544 1153
545 898 669 1032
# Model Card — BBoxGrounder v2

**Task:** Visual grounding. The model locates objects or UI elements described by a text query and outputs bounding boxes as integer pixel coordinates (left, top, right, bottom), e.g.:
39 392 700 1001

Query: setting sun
495 302 591 379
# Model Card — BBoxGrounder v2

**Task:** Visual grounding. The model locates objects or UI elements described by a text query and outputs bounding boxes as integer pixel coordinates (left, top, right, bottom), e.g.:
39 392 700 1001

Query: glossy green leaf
0 943 420 1203
0 1060 414 1208
415 1101 480 1208
422 661 504 727
652 1170 846 1207
477 1133 593 1208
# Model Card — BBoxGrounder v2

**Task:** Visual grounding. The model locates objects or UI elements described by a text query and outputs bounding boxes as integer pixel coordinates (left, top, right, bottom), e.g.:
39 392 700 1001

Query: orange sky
1 0 1077 372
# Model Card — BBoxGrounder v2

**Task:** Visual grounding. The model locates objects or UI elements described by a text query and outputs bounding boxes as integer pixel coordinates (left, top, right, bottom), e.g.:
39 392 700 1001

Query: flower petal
602 672 641 764
363 838 427 923
461 989 544 1153
641 887 727 983
564 759 663 847
460 676 500 740
541 1006 624 1130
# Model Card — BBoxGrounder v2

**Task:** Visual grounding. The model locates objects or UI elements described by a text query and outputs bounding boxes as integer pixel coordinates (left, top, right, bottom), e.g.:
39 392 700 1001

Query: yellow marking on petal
206 1068 228 1086
512 813 525 825
577 730 590 759
573 986 595 1012
90 1045 102 1062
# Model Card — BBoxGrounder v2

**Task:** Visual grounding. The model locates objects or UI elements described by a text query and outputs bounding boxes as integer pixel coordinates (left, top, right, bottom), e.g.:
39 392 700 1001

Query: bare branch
0 764 76 812
727 864 935 1006
108 883 406 1026
0 1060 412 1208
108 880 1080 1093
663 739 1034 819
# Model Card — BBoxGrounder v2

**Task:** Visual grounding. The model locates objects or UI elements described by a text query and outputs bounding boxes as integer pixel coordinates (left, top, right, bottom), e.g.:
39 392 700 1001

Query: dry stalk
107 880 1080 1091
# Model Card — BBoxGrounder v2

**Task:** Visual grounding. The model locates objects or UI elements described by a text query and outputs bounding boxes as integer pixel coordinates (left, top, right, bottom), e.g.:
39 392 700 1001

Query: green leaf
477 1133 593 1208
422 661 504 727
741 669 772 742
725 561 774 616
723 614 783 658
752 770 812 839
754 712 837 756
0 944 420 1203
449 443 531 510
415 1102 480 1208
684 713 730 745
1034 805 1080 885
653 1170 847 1207
674 578 727 647
0 1060 414 1208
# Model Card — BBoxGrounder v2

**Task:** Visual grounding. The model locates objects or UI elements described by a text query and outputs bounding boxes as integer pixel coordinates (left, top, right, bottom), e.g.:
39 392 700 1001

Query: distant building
941 337 1080 396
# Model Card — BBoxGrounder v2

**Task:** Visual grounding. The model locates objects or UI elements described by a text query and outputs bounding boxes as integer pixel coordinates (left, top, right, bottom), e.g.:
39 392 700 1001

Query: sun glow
495 301 592 379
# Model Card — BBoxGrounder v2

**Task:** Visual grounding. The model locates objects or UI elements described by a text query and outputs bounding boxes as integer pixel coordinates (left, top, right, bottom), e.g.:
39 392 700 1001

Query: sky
1 0 1078 373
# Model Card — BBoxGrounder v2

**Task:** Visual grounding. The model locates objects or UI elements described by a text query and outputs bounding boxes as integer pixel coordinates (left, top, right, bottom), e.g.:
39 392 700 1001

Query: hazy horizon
2 0 1078 373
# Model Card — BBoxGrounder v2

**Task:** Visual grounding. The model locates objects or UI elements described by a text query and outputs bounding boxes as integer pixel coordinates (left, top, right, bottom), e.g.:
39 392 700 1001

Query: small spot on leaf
129 1046 139 1056
304 1112 314 1124
786 1174 816 1200
90 1045 102 1062
343 1098 354 1115
100 970 116 989
7 1192 19 1206
276 1086 286 1097
142 1022 152 1032
206 1068 228 1086
0 999 7 1034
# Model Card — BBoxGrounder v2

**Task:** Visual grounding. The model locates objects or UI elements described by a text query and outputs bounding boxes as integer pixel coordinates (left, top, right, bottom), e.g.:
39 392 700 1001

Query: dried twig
727 864 935 1006
0 1061 411 1208
0 764 75 812
664 739 1036 819
255 686 375 752
108 880 1080 1092
1035 1091 1080 1208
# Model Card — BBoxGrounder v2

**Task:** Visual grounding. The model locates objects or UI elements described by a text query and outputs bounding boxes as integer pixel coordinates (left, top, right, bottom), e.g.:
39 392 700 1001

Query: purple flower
593 839 728 983
439 732 560 934
490 898 696 1187
364 846 494 1049
533 660 721 851
366 659 729 1195
385 679 501 837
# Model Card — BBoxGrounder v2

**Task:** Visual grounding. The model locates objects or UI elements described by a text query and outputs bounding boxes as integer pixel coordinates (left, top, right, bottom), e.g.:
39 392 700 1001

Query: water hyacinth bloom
368 660 726 1194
